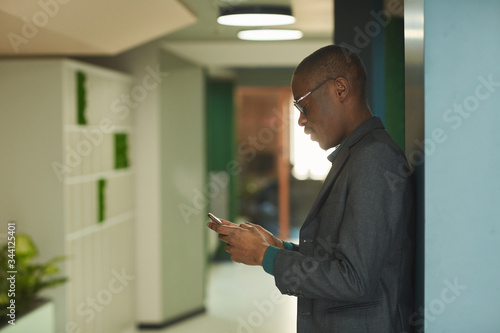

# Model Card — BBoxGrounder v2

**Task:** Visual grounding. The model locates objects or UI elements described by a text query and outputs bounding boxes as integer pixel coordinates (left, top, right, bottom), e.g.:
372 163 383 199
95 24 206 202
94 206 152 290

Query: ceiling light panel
237 29 303 41
217 5 295 27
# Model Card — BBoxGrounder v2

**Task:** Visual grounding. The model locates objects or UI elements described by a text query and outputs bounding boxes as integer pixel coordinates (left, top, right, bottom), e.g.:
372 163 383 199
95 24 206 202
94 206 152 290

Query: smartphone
207 212 223 225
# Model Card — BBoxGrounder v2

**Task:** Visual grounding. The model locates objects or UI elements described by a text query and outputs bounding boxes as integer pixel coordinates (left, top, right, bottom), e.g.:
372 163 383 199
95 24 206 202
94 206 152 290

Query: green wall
334 0 405 150
385 17 405 150
206 80 238 221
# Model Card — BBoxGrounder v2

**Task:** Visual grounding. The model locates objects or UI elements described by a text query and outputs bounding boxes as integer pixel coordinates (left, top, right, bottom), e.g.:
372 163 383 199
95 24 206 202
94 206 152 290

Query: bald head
294 45 367 103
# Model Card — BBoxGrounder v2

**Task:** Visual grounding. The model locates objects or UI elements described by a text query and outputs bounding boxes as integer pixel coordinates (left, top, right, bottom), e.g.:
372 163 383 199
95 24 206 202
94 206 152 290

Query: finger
216 224 241 236
244 222 262 231
220 219 238 226
218 234 230 243
206 221 216 230
225 244 231 253
251 223 267 231
231 254 240 263
240 223 253 230
240 223 262 234
206 221 221 233
207 222 230 234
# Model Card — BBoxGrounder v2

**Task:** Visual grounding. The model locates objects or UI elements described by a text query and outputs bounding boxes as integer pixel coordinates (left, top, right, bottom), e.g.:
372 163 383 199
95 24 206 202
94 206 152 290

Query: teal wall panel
424 1 500 331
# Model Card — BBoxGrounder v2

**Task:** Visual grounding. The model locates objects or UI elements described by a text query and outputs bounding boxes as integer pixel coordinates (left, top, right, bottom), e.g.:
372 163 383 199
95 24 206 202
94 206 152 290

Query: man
207 45 415 333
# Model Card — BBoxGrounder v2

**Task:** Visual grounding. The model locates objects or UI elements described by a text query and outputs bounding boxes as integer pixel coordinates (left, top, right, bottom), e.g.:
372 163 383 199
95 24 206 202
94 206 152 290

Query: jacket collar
301 116 384 228
327 116 385 163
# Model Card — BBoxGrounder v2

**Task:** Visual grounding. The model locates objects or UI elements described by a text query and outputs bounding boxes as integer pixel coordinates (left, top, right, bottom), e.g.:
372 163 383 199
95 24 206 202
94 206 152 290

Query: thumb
244 222 263 231
240 223 252 230
220 219 238 226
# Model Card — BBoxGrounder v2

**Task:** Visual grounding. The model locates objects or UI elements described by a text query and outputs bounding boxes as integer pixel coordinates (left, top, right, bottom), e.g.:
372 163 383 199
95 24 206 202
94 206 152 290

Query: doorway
235 86 291 239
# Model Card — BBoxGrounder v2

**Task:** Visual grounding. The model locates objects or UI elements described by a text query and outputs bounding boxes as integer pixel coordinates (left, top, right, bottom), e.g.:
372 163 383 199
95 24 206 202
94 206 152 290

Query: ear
334 77 350 102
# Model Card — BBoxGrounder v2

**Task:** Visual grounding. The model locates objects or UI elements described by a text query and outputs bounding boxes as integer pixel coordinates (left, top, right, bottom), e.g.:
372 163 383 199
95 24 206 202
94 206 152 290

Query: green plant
0 233 67 317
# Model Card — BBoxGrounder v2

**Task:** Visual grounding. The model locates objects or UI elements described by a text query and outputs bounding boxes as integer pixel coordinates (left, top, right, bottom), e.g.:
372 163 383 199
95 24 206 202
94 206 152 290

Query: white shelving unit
0 59 135 333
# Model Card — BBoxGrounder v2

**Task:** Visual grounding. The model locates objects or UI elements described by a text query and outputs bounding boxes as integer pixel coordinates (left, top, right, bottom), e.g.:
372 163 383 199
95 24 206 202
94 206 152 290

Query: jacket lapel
300 117 385 230
301 147 349 229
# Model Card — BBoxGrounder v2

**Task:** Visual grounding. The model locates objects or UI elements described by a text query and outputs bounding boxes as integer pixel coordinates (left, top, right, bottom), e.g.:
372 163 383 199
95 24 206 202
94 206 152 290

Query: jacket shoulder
348 129 410 173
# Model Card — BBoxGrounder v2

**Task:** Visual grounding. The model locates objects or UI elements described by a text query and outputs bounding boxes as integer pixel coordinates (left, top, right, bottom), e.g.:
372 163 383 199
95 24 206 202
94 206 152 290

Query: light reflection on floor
139 261 297 333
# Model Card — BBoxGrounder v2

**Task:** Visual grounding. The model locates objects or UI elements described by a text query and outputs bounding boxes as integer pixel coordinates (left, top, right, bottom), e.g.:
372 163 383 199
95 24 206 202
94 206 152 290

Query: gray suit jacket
273 117 415 332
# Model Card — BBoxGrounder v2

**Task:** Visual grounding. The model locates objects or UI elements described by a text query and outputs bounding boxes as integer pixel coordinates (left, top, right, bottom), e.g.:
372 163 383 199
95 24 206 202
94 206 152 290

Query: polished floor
140 261 297 333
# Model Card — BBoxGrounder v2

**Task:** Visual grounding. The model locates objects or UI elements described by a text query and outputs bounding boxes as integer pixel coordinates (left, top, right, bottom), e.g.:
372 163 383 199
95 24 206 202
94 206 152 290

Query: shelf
64 168 133 185
64 124 133 133
65 211 134 242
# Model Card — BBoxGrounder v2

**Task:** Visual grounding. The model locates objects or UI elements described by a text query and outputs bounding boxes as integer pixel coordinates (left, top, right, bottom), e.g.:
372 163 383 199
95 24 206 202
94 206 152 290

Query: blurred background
1 0 499 332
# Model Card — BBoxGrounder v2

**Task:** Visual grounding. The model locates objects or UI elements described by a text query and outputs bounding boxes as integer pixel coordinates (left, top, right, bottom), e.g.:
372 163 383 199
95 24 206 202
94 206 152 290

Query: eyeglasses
293 77 338 114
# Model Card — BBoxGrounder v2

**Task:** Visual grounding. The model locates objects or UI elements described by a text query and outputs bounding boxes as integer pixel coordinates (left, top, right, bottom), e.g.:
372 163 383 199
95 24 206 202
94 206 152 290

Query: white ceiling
161 0 333 70
0 0 333 58
162 40 332 69
0 0 197 56
164 0 333 41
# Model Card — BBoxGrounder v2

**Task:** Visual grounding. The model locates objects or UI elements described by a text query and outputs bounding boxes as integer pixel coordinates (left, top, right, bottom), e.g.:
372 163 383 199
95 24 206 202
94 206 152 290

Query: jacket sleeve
272 143 411 302
283 241 299 251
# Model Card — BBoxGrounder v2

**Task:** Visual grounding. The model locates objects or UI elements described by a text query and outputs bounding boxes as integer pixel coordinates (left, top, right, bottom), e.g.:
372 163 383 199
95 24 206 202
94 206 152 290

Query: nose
298 111 307 127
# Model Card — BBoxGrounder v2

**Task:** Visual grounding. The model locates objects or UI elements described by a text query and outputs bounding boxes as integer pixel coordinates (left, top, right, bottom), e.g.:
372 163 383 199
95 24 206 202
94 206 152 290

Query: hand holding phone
207 212 223 225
